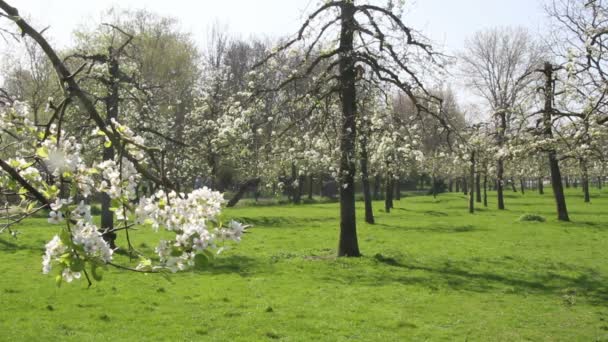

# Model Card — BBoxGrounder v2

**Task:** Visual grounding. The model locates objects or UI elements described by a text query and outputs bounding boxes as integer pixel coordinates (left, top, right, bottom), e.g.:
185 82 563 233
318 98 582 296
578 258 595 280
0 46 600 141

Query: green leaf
70 258 84 272
36 147 48 159
55 274 62 287
90 264 103 281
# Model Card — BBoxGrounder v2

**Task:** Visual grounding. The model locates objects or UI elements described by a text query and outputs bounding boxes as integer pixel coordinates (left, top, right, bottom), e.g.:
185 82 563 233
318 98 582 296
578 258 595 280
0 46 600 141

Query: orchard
1 0 607 340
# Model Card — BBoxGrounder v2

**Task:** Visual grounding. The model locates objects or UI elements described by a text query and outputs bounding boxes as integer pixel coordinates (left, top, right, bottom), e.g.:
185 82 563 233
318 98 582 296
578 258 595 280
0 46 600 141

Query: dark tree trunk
100 56 120 249
510 177 517 192
308 174 314 200
448 179 453 192
469 152 475 214
496 110 507 210
455 180 460 193
227 178 261 207
538 177 544 195
598 176 603 190
497 160 505 209
462 177 468 195
432 174 438 198
337 2 360 257
581 159 590 203
291 163 301 204
520 178 525 195
543 62 569 221
475 173 482 203
385 174 393 213
483 174 488 207
565 176 570 188
359 134 374 224
394 177 401 200
373 174 381 200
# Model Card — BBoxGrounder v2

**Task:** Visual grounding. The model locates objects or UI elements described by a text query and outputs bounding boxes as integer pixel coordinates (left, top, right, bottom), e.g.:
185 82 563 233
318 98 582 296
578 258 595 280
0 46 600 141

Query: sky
2 0 550 108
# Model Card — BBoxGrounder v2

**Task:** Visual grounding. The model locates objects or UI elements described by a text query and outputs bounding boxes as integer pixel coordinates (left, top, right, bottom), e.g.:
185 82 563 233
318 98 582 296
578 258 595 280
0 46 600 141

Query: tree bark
581 159 590 203
543 62 569 221
227 178 261 207
483 174 488 207
469 152 475 214
373 174 381 200
359 135 374 224
497 159 505 209
308 174 314 200
100 55 120 249
394 177 401 200
538 177 544 195
385 174 393 213
475 172 482 203
337 2 360 257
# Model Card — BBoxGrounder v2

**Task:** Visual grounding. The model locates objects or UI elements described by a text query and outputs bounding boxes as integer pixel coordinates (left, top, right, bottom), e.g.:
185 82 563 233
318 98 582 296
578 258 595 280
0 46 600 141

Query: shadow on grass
0 237 44 254
375 223 480 234
194 255 269 277
0 237 19 250
368 254 608 306
230 216 335 228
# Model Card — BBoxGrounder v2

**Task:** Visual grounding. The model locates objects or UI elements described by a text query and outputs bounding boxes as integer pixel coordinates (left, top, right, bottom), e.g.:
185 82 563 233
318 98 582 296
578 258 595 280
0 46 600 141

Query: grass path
1 189 607 341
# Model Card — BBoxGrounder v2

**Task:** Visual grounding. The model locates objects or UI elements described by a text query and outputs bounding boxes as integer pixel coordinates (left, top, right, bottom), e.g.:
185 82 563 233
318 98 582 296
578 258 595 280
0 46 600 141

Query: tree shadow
375 223 480 234
230 216 335 228
347 254 608 306
0 237 44 254
194 255 270 277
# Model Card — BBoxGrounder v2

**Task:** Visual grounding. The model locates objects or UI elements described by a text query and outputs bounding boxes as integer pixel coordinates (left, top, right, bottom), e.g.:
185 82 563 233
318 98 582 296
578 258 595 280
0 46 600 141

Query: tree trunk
538 177 544 195
100 56 120 249
483 174 488 207
581 159 590 203
598 176 603 190
337 2 360 257
448 179 453 192
394 177 401 200
469 152 475 214
308 174 314 200
475 173 482 203
227 178 261 207
373 174 381 200
385 174 393 213
455 180 460 193
497 159 505 210
359 135 374 224
510 177 517 192
520 178 525 195
496 109 507 210
291 163 301 204
543 62 569 221
462 177 468 196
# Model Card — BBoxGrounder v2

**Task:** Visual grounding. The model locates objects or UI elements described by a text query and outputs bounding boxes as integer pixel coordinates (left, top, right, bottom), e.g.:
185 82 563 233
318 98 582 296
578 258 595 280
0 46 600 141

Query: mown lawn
1 188 607 341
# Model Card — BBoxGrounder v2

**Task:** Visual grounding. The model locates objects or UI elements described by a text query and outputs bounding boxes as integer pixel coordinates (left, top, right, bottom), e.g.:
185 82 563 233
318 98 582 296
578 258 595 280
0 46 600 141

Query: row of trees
0 0 607 284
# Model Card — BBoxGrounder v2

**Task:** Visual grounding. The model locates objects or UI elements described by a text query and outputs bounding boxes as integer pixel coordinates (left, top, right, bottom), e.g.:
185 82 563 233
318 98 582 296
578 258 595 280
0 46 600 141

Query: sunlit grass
1 187 607 341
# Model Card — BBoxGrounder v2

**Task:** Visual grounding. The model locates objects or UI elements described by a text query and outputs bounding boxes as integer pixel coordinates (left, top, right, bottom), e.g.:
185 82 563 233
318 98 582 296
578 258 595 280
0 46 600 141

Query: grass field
1 188 607 341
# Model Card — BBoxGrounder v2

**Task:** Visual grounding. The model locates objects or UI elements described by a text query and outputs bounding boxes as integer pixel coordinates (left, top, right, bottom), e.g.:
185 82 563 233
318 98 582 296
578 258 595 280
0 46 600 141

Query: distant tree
460 27 545 210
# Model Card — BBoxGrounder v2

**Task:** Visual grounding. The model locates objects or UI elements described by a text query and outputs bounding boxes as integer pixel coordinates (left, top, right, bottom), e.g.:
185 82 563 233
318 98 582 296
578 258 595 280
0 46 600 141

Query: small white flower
48 211 64 224
62 268 81 283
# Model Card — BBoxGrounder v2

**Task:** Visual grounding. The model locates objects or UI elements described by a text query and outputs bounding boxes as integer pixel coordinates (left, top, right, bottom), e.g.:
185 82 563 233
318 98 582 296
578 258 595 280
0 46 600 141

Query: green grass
1 188 608 341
